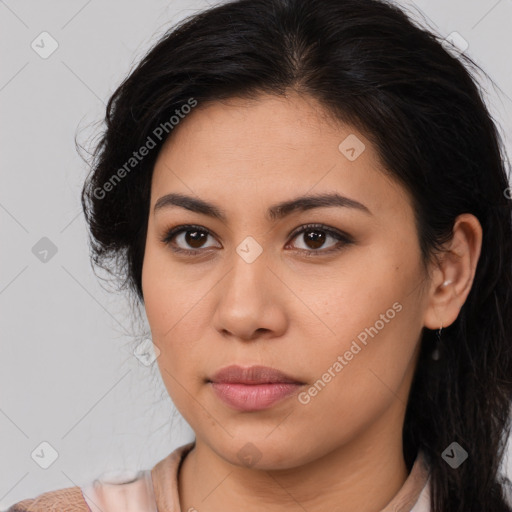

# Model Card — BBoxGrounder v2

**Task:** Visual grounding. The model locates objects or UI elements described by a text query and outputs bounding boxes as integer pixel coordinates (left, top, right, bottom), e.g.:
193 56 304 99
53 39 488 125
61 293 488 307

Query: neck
178 412 410 512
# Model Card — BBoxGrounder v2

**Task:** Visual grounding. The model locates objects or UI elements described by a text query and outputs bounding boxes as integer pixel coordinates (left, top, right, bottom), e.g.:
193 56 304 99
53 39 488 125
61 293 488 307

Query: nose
212 248 288 341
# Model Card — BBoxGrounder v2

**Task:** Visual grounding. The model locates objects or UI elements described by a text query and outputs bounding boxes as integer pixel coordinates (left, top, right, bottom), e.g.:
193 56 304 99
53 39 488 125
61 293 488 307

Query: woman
8 0 512 511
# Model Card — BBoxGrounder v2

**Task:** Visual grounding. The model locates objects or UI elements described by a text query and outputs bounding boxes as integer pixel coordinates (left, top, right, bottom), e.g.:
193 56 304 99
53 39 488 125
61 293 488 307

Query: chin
210 431 313 470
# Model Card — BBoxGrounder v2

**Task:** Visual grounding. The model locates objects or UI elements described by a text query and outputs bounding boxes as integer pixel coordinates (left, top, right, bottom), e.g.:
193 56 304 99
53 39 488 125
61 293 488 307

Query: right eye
160 224 222 255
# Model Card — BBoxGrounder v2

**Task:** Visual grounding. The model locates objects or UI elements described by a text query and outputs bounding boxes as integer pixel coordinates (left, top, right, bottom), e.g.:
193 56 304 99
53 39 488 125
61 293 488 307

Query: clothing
7 442 431 511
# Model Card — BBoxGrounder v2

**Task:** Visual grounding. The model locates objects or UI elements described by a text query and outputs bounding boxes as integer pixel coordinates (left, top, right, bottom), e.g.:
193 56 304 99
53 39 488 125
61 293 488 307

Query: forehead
155 92 364 168
150 92 412 221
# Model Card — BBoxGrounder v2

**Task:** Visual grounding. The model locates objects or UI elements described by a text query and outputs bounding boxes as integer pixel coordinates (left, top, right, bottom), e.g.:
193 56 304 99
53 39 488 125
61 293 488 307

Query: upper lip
208 365 304 384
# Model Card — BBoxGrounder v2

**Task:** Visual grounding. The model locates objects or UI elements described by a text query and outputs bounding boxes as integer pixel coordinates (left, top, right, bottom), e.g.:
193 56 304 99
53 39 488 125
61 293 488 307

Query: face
141 92 431 470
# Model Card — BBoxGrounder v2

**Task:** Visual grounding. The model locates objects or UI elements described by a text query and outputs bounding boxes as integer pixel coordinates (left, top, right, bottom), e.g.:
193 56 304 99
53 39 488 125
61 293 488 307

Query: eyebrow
153 192 372 222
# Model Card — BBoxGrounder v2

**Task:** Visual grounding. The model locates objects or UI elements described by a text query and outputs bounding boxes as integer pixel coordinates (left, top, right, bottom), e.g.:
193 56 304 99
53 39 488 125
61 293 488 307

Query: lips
208 364 303 385
207 365 305 411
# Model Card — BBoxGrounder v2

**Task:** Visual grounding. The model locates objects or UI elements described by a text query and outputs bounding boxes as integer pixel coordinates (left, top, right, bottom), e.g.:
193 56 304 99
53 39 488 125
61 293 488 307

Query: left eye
160 223 352 256
286 224 352 254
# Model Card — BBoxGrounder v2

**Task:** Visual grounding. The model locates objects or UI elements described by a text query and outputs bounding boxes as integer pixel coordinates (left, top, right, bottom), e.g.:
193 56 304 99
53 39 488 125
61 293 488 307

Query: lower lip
209 382 302 411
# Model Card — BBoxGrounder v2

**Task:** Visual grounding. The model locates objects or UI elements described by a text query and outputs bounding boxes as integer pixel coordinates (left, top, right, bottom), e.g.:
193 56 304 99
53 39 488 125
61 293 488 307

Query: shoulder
6 442 195 512
6 485 90 512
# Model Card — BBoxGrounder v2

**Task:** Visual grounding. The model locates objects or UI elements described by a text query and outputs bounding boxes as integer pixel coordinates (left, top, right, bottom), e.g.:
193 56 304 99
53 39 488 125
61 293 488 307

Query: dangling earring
432 280 451 361
432 325 442 361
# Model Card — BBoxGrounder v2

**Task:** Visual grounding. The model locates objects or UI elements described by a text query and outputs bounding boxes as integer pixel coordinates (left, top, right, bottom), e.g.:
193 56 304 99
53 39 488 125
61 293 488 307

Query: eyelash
159 223 353 258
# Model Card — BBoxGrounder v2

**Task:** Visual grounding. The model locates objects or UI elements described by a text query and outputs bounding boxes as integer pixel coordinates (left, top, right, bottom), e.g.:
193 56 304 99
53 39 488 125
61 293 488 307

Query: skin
141 91 482 512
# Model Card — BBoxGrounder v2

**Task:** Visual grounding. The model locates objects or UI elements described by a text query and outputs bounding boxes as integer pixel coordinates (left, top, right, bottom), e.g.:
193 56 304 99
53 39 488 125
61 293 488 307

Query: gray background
1 0 511 508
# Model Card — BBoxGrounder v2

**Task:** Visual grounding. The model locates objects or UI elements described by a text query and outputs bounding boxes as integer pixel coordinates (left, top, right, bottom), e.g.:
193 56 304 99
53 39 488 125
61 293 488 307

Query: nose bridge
224 239 270 305
212 239 286 339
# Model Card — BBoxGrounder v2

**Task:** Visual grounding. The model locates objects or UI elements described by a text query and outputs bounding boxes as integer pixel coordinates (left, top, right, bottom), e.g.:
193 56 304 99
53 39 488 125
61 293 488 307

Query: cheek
298 250 423 395
292 255 405 349
142 259 199 412
294 303 420 445
141 245 208 385
141 248 187 393
142 269 173 340
141 241 191 338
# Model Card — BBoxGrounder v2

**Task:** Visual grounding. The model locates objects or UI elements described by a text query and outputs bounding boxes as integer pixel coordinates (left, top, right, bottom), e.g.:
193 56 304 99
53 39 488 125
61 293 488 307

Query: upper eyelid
288 223 348 239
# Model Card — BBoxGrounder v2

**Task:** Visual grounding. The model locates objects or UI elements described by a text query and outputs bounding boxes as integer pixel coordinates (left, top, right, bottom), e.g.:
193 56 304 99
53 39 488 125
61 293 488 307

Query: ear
423 213 483 330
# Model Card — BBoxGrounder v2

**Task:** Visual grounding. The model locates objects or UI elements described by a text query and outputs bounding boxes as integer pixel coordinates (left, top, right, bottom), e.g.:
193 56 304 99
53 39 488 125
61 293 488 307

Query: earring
431 280 451 361
432 325 442 361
